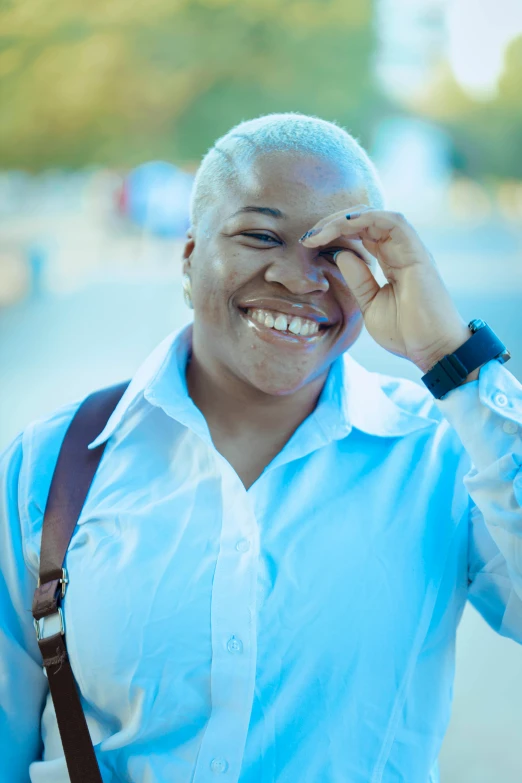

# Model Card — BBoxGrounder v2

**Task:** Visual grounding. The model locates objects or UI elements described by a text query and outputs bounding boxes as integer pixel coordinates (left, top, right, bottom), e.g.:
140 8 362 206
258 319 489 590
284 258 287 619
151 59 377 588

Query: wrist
414 326 473 375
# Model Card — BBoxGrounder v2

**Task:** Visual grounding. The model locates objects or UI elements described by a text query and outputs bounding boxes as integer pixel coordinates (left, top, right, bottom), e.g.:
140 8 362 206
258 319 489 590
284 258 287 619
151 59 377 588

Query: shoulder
341 353 449 439
1 398 82 490
373 369 468 462
1 398 84 572
21 397 84 477
376 371 445 424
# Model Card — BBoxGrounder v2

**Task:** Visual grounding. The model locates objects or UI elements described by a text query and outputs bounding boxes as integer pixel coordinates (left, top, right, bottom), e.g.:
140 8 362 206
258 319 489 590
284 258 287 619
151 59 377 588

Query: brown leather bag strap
31 381 129 783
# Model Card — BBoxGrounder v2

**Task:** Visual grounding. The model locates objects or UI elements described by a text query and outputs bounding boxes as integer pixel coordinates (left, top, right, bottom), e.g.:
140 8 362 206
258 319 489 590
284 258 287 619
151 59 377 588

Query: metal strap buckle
33 606 65 641
37 567 68 599
34 568 68 642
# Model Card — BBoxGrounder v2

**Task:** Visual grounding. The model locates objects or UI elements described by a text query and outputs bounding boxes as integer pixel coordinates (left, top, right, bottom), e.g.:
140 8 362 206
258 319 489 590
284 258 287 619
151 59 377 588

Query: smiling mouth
238 306 332 342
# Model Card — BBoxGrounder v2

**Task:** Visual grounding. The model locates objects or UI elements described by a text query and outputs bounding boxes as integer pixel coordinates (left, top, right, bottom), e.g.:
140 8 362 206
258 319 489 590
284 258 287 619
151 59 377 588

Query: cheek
192 251 244 323
330 274 360 318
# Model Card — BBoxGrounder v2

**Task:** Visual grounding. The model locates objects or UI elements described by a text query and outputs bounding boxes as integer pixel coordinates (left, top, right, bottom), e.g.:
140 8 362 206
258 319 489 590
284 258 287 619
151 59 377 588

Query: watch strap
421 322 509 399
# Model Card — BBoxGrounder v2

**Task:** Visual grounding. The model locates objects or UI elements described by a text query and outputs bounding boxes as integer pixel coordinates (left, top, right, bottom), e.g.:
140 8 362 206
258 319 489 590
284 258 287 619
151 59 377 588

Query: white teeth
274 314 288 331
289 317 302 335
246 308 322 337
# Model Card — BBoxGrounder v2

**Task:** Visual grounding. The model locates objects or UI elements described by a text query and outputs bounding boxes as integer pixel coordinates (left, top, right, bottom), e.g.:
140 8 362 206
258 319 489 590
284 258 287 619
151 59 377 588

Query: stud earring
182 274 193 309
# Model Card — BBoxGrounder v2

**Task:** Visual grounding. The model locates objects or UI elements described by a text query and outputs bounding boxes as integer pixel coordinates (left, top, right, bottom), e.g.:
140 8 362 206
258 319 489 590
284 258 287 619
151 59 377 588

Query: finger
340 238 377 270
302 210 417 250
302 220 366 248
334 250 380 314
299 204 372 241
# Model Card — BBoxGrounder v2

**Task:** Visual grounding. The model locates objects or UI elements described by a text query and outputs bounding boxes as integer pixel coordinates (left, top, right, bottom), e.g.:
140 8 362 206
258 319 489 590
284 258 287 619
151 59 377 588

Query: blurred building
372 116 452 220
374 0 448 102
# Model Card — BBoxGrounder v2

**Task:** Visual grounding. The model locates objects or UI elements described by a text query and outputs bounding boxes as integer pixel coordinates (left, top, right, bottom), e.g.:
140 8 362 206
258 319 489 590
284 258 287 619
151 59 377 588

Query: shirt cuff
433 358 522 474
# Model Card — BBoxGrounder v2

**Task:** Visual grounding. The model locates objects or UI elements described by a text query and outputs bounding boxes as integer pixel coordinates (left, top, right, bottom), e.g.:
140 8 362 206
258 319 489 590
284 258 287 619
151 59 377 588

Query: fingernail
345 212 361 220
299 228 320 242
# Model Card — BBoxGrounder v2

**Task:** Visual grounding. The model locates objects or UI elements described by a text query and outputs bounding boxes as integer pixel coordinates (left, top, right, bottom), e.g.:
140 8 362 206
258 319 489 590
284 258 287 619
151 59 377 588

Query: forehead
215 151 368 225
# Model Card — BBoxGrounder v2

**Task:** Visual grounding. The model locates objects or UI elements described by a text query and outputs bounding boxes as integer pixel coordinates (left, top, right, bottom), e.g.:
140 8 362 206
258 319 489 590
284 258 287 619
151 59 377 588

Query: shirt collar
88 323 204 450
88 323 438 450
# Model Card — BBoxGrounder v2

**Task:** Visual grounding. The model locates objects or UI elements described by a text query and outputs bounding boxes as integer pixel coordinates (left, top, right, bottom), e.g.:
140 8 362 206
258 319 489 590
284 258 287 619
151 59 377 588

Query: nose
264 246 330 295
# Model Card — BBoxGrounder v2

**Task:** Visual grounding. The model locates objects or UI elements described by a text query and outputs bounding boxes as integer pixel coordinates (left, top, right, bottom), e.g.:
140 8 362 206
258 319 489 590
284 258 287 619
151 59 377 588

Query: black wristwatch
421 319 511 400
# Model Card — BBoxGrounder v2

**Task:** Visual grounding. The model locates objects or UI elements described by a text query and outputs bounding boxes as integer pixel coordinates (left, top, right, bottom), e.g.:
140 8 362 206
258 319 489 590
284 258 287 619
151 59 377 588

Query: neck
186 350 328 442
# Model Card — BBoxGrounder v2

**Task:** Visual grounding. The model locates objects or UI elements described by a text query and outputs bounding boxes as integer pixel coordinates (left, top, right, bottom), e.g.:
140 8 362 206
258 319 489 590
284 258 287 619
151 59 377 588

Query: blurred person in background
1 113 521 783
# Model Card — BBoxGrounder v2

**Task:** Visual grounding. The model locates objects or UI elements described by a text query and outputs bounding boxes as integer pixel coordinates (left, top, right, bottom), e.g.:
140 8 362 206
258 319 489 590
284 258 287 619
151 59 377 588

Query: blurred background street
1 0 522 780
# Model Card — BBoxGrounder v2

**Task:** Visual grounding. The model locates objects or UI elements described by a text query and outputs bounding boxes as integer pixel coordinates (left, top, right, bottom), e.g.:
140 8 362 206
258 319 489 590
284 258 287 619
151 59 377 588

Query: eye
241 232 280 244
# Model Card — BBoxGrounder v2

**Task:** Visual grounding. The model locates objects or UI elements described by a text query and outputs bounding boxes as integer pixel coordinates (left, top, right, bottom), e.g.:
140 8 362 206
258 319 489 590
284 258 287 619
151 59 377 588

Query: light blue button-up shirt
1 323 522 783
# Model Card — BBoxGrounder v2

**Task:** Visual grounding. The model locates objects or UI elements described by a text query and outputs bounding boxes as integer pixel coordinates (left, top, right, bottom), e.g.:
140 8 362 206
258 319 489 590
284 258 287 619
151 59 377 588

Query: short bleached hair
189 112 386 229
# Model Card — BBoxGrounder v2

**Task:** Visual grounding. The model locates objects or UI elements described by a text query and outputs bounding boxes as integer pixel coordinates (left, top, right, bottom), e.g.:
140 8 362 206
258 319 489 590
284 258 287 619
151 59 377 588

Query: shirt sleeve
0 434 49 779
435 358 522 644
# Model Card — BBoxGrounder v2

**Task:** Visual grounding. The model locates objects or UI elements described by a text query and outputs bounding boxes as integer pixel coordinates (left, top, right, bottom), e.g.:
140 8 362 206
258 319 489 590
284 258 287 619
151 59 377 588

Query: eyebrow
228 206 287 219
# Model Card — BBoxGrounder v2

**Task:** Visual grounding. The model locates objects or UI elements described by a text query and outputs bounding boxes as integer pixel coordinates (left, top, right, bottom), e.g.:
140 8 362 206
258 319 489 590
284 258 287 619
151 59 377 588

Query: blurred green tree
451 34 522 179
0 0 386 170
411 34 522 180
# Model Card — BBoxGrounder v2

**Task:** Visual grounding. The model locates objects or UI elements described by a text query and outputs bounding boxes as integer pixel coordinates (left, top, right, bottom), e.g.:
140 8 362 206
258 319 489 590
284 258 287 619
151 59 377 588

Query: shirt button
210 758 228 773
494 392 508 407
236 538 250 553
502 420 518 434
227 636 243 654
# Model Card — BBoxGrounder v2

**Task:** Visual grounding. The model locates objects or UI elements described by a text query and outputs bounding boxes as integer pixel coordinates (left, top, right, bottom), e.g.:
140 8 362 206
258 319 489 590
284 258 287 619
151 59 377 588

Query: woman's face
183 151 376 396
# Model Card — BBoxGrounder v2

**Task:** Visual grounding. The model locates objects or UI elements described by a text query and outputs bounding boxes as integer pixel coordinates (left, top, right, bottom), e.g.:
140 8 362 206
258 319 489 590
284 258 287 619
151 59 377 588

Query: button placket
191 456 258 783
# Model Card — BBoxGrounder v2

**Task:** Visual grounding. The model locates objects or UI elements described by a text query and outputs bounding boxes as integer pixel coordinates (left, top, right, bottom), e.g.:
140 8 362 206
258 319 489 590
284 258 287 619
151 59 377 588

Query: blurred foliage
412 34 522 179
0 0 386 170
0 0 520 178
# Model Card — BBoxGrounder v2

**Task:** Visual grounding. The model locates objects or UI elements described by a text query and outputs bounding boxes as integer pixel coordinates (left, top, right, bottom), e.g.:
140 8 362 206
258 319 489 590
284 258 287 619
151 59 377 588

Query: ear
182 228 195 276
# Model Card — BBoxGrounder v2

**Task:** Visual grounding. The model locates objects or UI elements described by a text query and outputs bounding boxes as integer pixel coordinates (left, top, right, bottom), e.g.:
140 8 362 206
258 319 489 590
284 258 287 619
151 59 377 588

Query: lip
236 296 336 327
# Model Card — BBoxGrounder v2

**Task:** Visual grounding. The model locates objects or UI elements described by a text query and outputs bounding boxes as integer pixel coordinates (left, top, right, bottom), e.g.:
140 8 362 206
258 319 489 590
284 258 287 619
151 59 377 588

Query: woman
1 112 521 783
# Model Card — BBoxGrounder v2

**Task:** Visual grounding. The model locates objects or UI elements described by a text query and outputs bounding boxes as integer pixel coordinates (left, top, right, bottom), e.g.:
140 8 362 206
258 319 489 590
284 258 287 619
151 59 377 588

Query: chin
241 364 325 397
